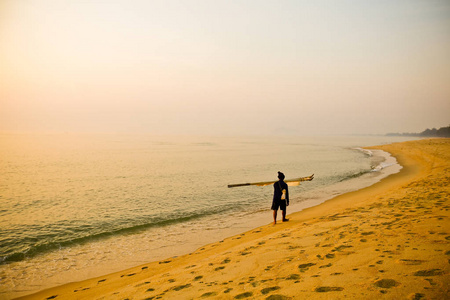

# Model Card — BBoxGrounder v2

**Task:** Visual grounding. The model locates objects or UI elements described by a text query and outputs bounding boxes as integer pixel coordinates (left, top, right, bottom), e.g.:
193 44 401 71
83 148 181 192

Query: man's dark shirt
273 180 289 205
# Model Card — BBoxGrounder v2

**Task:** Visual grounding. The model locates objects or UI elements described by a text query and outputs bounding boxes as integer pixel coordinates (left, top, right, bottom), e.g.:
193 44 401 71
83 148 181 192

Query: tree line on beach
386 125 450 137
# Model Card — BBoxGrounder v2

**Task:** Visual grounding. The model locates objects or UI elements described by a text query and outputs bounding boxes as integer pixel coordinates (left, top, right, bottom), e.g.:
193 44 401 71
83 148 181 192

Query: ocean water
0 133 416 298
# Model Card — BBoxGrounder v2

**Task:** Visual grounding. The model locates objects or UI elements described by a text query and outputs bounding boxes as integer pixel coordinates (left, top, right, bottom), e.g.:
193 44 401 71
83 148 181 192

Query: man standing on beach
272 171 289 224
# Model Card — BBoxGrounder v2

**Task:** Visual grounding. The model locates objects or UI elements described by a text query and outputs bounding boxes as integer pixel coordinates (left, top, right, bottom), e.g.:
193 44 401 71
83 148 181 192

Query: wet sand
19 138 449 299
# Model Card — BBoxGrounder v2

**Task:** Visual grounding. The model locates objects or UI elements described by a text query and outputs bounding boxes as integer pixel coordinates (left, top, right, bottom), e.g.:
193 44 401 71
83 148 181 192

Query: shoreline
1 140 400 299
18 139 450 299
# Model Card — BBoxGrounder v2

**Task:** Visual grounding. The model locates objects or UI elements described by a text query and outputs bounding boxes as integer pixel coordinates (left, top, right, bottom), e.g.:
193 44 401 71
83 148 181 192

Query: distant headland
387 125 450 137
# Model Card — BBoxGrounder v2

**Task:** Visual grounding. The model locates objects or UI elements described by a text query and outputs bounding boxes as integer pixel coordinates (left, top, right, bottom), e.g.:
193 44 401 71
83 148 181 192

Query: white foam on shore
286 148 402 217
369 149 400 172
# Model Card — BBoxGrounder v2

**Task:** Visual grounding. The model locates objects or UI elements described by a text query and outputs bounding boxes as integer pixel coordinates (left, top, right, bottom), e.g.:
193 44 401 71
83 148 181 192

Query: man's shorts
271 199 287 211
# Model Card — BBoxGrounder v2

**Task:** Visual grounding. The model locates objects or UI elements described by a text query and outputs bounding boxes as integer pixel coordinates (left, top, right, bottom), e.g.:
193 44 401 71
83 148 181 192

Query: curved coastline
285 147 402 220
17 139 450 299
1 138 405 300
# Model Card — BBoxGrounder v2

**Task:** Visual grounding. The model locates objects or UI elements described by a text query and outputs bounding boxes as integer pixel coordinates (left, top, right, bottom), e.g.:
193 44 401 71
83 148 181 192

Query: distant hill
387 125 450 137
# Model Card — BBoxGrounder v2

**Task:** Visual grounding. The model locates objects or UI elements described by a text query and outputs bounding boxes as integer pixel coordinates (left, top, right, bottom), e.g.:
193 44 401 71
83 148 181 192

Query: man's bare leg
282 210 289 222
273 210 277 225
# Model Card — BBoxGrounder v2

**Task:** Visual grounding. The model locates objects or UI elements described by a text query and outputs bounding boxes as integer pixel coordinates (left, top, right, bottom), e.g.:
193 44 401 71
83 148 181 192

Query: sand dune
19 139 449 299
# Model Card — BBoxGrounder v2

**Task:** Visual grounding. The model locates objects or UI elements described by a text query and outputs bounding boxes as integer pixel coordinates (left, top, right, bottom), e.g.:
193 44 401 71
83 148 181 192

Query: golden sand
19 139 449 299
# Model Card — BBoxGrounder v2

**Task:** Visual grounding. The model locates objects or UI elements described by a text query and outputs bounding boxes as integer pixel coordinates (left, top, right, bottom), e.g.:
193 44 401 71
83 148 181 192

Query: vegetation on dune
387 125 450 137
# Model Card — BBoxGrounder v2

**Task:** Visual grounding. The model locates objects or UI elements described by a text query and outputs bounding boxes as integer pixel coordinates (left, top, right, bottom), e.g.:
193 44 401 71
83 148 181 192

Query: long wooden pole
228 174 314 188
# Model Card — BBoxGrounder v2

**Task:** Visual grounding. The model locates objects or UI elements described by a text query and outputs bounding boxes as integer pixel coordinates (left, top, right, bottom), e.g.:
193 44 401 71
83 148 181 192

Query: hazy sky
1 0 449 135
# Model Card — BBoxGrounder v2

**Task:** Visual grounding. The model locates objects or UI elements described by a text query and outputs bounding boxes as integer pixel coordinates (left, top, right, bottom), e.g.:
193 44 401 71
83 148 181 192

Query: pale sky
1 0 449 135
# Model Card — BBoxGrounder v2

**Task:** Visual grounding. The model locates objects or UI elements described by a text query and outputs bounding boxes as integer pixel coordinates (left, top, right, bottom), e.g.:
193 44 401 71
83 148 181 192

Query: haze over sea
0 133 419 298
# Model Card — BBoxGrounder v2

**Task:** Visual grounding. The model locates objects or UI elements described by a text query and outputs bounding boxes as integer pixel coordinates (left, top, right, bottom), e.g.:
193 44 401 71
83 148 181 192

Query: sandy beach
19 138 449 300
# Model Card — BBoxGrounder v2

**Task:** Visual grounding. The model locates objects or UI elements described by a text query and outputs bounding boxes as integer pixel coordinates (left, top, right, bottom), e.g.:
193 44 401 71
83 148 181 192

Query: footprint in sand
265 295 292 300
171 284 192 291
374 279 399 288
279 233 291 238
46 296 58 300
201 292 218 298
206 281 218 287
159 260 172 264
315 287 344 292
261 286 281 295
361 231 375 236
397 259 426 265
409 293 425 300
333 245 353 252
286 274 300 280
251 281 260 287
413 269 443 276
288 245 301 250
234 292 253 299
298 263 316 272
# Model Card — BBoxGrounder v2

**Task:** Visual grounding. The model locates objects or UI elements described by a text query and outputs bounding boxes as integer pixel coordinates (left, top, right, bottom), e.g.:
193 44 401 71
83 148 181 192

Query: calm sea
0 133 416 298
